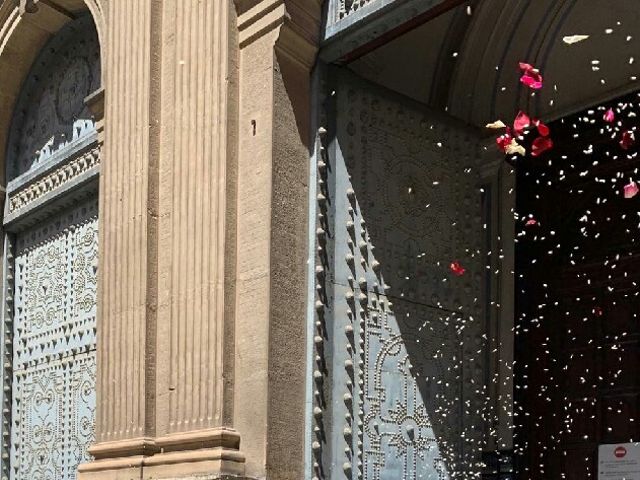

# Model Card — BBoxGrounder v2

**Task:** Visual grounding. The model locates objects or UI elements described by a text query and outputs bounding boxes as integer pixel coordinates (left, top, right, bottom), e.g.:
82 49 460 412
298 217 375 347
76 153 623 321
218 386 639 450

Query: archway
0 7 103 479
515 91 640 479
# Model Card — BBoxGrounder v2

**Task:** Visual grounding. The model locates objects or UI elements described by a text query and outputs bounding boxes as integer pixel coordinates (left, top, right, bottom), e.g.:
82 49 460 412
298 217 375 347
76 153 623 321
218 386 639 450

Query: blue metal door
312 69 487 480
10 199 98 480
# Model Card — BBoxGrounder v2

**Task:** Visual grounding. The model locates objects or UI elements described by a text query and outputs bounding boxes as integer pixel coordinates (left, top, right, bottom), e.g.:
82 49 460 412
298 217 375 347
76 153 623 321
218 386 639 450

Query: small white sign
599 443 640 479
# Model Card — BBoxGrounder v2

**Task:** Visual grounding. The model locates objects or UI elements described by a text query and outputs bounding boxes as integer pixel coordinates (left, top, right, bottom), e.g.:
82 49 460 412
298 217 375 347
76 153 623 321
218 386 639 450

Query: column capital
236 0 322 67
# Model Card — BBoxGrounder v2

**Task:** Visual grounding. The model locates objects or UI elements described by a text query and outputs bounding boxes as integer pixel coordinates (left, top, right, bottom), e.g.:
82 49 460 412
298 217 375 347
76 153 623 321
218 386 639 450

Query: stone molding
237 0 321 67
155 428 242 452
6 143 100 216
88 437 159 460
321 0 456 62
80 428 246 477
237 0 286 47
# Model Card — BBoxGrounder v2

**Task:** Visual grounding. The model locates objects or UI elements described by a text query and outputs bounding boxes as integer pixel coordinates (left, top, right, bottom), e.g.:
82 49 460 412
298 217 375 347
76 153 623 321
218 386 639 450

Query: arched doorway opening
0 13 101 479
515 92 640 479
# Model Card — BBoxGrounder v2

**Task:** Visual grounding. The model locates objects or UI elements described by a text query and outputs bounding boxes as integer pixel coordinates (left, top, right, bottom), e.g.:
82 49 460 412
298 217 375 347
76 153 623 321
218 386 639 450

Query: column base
78 428 247 480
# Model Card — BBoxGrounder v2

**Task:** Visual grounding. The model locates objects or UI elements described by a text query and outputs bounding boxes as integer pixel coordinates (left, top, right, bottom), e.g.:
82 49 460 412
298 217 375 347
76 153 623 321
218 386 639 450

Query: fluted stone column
78 1 161 476
79 0 321 479
145 0 243 475
80 1 243 478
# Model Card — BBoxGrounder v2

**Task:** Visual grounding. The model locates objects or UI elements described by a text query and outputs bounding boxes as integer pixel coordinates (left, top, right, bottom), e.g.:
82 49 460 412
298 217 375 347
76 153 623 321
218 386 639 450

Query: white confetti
562 34 590 45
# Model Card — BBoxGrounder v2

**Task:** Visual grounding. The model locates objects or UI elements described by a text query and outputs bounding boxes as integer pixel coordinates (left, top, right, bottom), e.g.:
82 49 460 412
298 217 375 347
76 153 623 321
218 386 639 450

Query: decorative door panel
10 199 98 480
313 70 486 480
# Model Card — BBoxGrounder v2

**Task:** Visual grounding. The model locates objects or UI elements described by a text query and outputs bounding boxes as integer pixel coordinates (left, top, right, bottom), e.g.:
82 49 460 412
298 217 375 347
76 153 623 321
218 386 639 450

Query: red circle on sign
615 446 627 458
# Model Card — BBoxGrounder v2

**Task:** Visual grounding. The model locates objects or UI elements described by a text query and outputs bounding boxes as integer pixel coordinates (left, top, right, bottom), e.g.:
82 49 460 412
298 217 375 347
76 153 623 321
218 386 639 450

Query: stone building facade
0 0 637 479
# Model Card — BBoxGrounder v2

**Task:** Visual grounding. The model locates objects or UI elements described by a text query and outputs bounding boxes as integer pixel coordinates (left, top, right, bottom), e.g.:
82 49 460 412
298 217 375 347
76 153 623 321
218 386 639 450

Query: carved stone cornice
6 143 100 216
320 0 459 63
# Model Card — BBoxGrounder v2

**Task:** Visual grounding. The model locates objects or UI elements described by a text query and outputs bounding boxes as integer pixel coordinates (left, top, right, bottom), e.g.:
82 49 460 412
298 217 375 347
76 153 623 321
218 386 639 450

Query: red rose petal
534 119 550 137
521 75 543 89
620 130 635 150
526 219 538 226
450 261 466 276
531 136 553 157
519 62 543 90
496 128 513 152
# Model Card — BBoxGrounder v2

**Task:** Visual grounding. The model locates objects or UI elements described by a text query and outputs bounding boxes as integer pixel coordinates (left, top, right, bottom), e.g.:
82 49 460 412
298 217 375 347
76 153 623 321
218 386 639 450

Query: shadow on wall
326 67 488 479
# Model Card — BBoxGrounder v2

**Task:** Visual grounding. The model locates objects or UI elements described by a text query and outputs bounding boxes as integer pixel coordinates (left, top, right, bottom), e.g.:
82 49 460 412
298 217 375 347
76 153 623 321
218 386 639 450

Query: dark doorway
515 92 640 479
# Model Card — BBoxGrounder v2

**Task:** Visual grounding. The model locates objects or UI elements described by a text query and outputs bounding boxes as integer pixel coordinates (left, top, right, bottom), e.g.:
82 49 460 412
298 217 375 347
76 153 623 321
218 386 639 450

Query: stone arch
448 0 640 125
340 1 638 127
0 5 105 479
0 0 105 188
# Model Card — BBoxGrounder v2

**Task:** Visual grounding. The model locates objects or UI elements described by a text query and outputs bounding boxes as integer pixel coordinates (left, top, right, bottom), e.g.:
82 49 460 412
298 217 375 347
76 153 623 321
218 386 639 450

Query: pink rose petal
624 181 639 199
513 111 531 136
526 219 538 226
521 75 543 89
519 62 543 90
603 108 615 123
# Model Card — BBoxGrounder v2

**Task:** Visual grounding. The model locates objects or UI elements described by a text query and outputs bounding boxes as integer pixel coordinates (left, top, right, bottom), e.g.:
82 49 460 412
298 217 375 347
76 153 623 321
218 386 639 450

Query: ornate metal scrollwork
10 199 98 480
